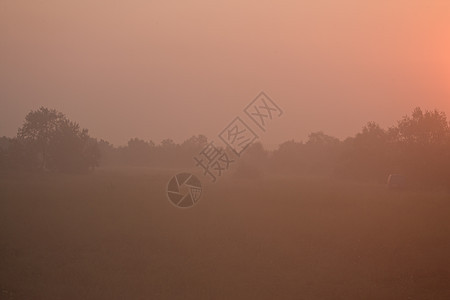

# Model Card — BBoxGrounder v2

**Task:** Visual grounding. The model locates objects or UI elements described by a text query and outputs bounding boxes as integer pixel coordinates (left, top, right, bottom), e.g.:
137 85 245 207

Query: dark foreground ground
1 169 450 299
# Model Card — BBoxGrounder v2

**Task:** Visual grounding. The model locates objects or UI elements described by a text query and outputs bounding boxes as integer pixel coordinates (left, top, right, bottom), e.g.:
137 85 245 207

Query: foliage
5 107 100 173
2 106 450 188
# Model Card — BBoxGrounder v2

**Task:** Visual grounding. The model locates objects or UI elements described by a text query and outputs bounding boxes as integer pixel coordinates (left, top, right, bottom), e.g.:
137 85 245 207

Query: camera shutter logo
166 173 202 208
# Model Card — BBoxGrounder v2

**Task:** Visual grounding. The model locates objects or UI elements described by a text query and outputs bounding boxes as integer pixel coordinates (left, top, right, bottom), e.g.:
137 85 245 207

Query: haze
1 0 449 146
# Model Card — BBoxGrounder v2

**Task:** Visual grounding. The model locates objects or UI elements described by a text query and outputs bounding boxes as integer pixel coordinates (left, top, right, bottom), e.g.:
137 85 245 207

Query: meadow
1 168 449 299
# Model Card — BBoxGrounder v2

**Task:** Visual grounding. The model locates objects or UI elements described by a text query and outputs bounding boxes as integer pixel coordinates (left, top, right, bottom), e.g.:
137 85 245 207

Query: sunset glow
2 2 450 299
1 0 449 146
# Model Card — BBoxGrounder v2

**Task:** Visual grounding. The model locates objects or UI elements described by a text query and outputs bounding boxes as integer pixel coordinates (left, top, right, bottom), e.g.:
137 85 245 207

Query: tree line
1 106 450 188
245 107 450 188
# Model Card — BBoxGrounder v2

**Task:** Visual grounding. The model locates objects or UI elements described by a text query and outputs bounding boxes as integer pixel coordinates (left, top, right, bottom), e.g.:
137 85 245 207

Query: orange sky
1 0 449 147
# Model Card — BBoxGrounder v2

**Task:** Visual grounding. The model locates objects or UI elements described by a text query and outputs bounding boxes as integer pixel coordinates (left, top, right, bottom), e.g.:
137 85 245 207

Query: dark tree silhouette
336 122 393 182
17 107 65 170
17 107 100 173
233 142 268 179
121 138 155 166
390 108 450 187
3 105 449 188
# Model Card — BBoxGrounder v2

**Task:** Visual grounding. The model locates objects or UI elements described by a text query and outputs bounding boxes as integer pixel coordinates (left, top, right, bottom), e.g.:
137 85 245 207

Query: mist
1 0 449 146
1 1 450 299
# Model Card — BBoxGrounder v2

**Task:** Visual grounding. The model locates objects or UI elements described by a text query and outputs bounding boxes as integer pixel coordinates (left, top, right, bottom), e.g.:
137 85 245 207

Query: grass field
1 169 450 299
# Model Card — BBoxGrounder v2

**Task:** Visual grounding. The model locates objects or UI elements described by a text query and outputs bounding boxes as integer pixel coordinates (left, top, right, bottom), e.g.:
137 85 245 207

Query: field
1 169 450 299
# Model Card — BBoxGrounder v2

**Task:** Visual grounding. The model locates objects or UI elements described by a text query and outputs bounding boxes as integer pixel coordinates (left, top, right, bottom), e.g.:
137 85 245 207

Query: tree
303 132 342 175
97 139 120 166
390 107 450 187
180 135 207 152
306 131 340 147
173 134 206 166
394 108 449 145
336 122 393 181
233 142 268 179
270 140 305 173
0 137 39 171
121 138 154 165
17 107 65 170
17 107 100 173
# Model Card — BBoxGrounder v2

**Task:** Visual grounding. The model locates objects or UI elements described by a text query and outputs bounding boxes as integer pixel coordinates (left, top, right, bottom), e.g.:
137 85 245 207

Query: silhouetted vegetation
1 107 99 173
239 108 450 189
345 108 450 188
1 107 450 189
97 135 208 168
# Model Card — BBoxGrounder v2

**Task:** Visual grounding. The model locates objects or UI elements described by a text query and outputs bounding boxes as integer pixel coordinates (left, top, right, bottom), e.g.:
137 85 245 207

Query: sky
1 0 449 148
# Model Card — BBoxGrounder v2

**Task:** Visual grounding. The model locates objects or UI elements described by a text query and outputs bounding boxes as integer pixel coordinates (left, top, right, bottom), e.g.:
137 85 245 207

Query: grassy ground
1 169 450 299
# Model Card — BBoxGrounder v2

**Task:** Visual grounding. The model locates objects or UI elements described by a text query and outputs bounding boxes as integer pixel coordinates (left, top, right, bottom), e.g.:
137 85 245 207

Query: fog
1 0 449 146
2 2 450 299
